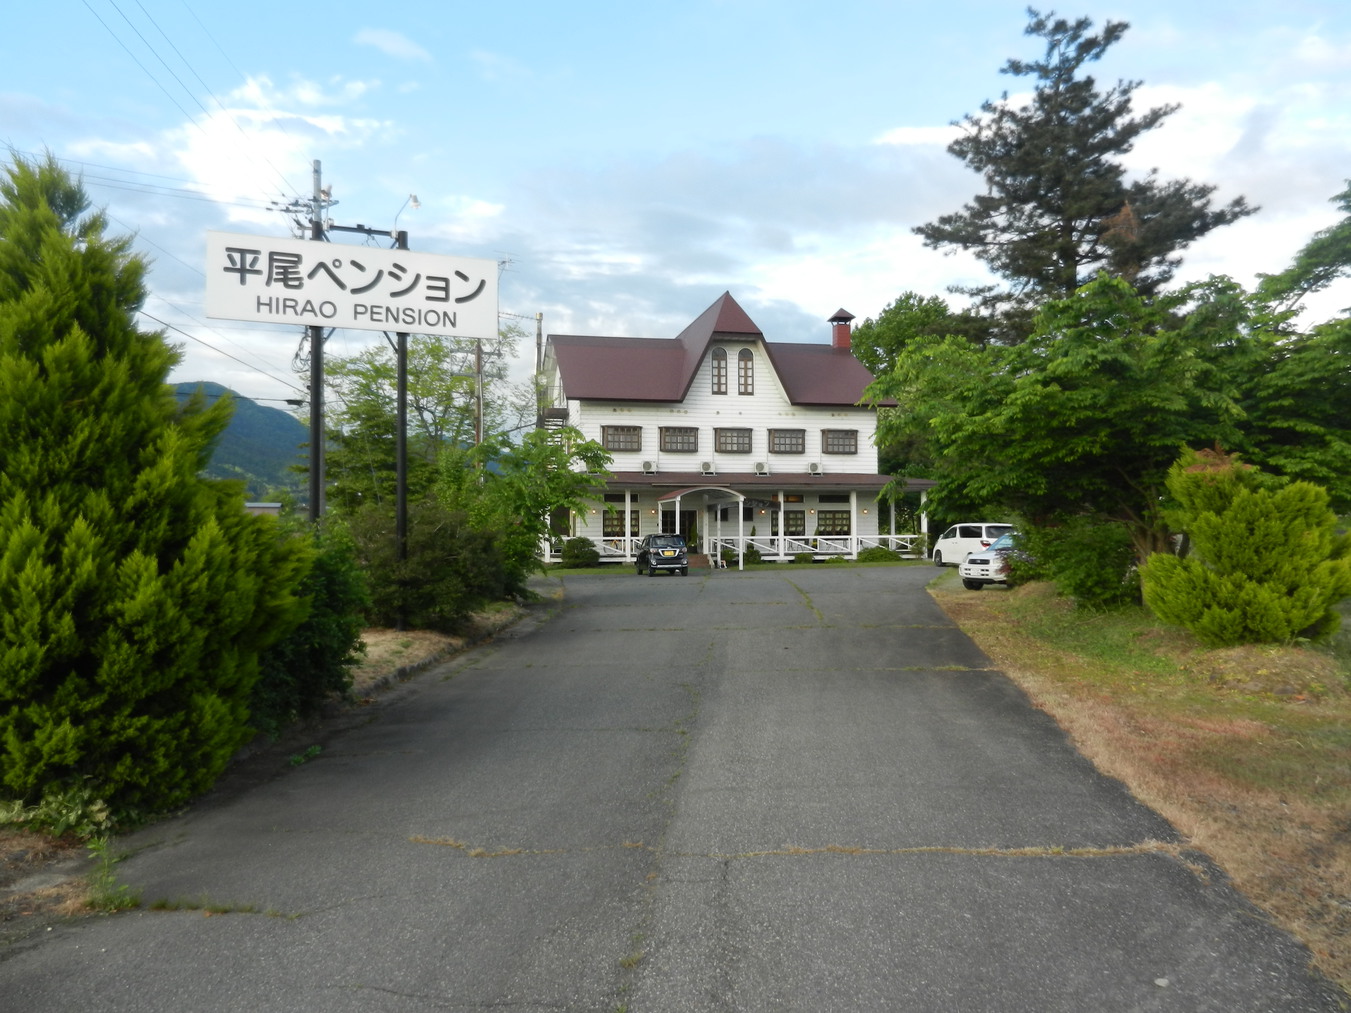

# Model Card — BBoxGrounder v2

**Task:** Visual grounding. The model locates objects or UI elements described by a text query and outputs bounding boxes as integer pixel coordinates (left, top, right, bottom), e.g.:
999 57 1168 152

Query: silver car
958 532 1018 590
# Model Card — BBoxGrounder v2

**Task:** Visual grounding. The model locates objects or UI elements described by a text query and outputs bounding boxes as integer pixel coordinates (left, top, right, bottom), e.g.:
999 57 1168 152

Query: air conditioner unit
807 462 823 475
641 461 657 474
700 461 716 475
753 462 769 476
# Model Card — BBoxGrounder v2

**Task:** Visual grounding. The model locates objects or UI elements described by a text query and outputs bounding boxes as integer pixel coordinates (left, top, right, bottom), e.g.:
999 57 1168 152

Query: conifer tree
0 153 309 814
917 9 1254 330
1140 449 1351 647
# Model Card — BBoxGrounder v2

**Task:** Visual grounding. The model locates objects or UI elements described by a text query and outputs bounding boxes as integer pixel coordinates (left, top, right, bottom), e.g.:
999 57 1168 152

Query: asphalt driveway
1 565 1342 1011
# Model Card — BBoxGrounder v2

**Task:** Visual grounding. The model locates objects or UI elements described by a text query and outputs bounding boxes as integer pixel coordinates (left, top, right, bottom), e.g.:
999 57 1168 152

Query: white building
538 292 928 565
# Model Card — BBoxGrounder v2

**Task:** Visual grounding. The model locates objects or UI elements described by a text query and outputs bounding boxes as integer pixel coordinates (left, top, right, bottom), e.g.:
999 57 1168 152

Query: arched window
737 349 754 395
711 347 727 394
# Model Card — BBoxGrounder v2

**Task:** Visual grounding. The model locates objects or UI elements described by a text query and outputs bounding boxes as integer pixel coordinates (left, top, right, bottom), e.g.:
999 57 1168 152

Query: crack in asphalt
407 835 1186 862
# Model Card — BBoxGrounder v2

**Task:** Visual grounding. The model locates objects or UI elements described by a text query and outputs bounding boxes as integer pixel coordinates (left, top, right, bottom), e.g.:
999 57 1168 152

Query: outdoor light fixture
393 193 420 234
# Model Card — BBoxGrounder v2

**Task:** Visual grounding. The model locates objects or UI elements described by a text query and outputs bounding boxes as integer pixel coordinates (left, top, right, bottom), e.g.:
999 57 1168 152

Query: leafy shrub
794 552 816 565
1018 517 1139 609
252 524 370 738
1141 449 1351 646
560 536 601 568
348 498 506 633
743 544 763 565
857 546 902 562
0 784 114 839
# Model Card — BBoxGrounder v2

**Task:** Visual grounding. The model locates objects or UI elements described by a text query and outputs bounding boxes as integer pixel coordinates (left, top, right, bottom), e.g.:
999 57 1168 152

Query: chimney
829 308 854 349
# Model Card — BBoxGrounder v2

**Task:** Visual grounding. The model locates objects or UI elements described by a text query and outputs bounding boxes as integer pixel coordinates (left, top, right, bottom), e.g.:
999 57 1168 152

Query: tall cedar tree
0 154 309 814
916 9 1254 330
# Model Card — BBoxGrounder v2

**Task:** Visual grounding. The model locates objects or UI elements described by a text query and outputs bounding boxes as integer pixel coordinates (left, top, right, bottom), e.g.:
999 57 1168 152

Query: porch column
920 490 930 558
737 493 745 571
849 490 858 558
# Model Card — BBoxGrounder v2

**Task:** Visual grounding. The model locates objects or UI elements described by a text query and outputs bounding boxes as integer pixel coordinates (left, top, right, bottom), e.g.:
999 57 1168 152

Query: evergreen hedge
0 155 309 815
1141 449 1351 646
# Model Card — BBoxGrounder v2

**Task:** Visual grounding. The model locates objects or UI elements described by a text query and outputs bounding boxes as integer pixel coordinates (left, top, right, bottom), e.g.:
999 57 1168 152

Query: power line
78 1 302 204
139 310 305 395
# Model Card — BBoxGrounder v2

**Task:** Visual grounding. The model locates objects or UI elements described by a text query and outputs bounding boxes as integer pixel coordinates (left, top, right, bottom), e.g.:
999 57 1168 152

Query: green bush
560 537 601 568
857 546 902 562
1018 517 1139 609
252 524 370 738
1141 450 1351 646
0 156 309 817
794 552 816 565
348 498 505 633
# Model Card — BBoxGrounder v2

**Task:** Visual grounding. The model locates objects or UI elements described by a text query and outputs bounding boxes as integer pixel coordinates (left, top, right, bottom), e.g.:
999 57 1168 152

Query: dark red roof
549 292 885 406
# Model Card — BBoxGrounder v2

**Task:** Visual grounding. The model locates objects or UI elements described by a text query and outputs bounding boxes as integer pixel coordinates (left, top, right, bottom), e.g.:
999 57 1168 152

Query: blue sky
4 1 1349 404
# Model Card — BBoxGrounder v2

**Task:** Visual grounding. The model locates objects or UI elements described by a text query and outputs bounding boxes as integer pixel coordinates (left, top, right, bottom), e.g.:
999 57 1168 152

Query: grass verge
932 574 1351 996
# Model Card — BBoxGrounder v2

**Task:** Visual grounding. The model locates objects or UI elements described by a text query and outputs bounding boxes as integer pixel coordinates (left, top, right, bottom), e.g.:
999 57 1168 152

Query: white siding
574 341 878 475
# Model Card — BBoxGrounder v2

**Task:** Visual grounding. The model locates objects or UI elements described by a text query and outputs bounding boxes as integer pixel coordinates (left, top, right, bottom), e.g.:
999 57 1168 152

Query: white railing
541 533 924 564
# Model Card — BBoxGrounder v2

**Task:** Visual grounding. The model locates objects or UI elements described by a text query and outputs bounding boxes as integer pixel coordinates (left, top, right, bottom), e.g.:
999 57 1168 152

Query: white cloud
354 28 433 63
873 125 961 147
469 50 532 84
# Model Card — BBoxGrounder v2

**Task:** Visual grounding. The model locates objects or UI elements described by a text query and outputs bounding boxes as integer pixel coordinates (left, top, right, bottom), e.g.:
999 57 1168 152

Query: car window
990 533 1016 550
651 535 684 548
987 525 1013 538
958 525 982 539
938 527 957 541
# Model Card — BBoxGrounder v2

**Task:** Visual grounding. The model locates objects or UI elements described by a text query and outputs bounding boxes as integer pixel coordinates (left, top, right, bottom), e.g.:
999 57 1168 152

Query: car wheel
681 568 688 576
962 578 984 590
648 566 657 577
933 552 944 567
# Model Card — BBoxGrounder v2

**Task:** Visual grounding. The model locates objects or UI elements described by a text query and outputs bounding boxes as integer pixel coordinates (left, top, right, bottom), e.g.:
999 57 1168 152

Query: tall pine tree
0 153 309 815
916 9 1254 332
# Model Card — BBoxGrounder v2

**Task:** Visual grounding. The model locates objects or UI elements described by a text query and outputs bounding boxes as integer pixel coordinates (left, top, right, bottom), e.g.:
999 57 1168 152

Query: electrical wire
139 310 305 395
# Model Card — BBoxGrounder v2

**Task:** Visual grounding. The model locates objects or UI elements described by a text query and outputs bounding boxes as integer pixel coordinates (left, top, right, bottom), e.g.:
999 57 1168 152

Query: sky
4 1 1349 407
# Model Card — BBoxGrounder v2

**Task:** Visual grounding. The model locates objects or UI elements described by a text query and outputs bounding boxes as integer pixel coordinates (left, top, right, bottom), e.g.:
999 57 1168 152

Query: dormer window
737 349 754 395
711 347 727 395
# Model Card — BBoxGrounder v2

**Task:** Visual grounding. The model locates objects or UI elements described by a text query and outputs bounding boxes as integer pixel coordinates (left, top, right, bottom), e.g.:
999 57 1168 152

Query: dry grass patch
933 578 1351 995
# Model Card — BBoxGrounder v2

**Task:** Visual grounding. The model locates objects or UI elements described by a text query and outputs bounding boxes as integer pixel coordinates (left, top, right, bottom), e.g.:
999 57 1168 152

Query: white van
931 522 1015 567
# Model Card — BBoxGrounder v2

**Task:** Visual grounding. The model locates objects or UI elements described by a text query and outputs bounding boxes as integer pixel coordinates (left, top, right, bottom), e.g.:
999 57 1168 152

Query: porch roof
607 471 933 494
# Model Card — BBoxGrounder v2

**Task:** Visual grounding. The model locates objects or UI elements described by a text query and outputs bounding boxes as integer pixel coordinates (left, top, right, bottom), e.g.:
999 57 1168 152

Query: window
816 510 852 535
819 493 850 504
711 348 727 395
737 349 754 395
601 425 641 452
823 429 858 455
769 429 805 454
660 426 699 453
784 510 806 537
715 427 752 453
603 510 640 538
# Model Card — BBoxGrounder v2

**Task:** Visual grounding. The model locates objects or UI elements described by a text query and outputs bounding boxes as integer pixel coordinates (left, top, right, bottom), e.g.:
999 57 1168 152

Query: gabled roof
548 292 882 406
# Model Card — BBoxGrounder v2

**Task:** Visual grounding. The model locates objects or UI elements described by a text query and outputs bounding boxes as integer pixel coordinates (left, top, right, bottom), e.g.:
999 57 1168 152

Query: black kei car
636 533 689 576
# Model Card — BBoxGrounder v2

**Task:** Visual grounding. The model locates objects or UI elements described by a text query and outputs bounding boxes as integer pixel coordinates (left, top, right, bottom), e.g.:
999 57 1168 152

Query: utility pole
307 160 326 524
475 338 484 445
394 229 409 578
324 214 413 627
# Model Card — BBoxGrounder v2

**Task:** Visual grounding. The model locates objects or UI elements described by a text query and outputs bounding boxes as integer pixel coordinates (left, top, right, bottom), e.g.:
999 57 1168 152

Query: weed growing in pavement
85 837 140 912
288 744 322 766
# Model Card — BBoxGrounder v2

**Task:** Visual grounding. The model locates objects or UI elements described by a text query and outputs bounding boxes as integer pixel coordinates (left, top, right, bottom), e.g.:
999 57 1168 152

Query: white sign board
204 231 497 337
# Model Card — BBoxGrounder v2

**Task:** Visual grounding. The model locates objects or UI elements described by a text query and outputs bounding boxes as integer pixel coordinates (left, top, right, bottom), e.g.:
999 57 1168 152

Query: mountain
173 382 308 501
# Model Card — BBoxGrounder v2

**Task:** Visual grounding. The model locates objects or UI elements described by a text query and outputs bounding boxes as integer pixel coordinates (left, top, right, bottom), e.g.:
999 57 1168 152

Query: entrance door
661 510 698 547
